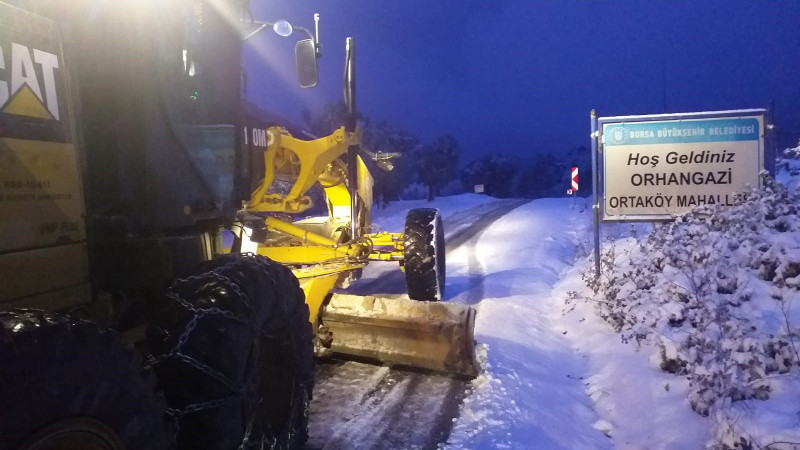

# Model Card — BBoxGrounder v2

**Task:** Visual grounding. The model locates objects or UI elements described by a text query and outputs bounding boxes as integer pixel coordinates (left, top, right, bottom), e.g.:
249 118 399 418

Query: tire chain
154 254 279 450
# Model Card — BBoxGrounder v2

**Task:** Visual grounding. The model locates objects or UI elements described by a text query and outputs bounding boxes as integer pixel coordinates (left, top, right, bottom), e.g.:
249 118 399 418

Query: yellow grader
0 1 476 449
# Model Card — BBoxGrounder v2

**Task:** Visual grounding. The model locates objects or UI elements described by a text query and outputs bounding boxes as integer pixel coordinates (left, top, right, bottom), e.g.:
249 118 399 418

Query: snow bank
568 173 800 448
443 198 612 449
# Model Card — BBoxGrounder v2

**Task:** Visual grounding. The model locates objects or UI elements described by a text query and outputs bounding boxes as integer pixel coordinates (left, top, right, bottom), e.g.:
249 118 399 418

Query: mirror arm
242 16 320 57
293 26 316 43
242 20 271 41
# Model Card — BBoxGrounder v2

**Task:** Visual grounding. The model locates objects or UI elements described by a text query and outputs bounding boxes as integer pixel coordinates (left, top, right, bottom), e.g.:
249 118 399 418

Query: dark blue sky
245 0 800 161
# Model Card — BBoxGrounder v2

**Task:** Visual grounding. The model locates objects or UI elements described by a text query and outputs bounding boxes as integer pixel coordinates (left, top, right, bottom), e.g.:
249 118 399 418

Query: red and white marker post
566 167 579 195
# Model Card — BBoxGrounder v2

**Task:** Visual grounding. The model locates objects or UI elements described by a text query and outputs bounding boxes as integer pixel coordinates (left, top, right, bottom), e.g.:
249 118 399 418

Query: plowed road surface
306 199 528 450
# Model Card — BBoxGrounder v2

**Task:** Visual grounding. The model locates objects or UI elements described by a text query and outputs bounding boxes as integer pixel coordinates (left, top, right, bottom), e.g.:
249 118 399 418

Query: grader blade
321 293 478 378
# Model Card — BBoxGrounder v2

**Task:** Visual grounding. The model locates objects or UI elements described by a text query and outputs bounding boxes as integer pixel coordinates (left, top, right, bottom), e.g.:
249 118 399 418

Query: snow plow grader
240 123 477 376
0 1 476 449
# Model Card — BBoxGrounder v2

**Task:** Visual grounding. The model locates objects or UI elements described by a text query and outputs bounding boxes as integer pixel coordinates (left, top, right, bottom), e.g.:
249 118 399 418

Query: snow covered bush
777 140 800 193
579 176 800 448
782 139 800 159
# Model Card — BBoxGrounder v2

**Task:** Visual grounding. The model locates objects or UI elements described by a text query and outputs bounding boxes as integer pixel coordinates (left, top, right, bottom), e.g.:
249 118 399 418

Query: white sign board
474 184 485 194
601 113 764 221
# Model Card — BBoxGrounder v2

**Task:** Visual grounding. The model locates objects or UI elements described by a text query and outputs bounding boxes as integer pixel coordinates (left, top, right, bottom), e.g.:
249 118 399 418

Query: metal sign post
591 110 600 280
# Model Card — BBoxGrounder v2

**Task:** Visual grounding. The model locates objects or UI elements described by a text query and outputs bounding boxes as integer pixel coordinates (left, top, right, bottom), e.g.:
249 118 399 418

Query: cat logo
0 43 61 121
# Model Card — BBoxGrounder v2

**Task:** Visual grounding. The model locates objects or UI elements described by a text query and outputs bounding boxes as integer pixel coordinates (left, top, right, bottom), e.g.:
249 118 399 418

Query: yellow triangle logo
2 84 54 120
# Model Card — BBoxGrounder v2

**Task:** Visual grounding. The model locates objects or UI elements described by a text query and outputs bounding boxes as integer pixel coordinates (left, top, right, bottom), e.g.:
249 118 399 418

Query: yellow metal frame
365 232 404 261
242 126 404 324
248 126 355 214
298 275 339 327
294 264 365 326
254 217 403 265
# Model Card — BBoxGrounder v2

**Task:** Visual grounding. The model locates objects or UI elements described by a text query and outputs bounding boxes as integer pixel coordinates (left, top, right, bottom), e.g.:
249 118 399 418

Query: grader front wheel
146 253 314 449
403 208 446 301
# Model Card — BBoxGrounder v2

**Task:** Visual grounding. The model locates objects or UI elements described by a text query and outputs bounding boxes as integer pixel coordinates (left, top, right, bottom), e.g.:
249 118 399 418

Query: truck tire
0 309 170 450
146 253 314 450
404 208 446 301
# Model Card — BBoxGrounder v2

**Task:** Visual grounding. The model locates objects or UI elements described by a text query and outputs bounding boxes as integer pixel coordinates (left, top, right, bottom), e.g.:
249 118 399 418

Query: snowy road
306 199 527 450
306 181 800 449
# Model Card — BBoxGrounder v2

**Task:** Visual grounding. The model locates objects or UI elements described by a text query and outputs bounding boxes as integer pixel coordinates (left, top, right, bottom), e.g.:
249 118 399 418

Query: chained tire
404 208 446 301
146 253 314 450
0 309 171 450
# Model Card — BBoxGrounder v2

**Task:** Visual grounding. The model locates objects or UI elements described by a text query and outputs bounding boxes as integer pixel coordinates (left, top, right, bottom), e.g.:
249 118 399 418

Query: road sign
598 110 766 221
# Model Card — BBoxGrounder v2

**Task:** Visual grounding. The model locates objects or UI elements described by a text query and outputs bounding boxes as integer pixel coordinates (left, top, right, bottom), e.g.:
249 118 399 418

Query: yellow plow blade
321 293 478 378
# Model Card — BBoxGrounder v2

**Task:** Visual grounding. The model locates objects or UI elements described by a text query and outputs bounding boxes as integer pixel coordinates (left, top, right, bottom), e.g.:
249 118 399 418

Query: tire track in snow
445 199 528 305
444 199 529 252
306 361 391 449
308 363 468 450
463 244 483 306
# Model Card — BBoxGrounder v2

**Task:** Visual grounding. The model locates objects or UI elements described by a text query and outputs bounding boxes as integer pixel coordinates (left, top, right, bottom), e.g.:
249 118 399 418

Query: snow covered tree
516 146 591 198
415 135 460 201
460 154 520 198
303 102 420 205
362 120 419 204
302 101 357 136
516 152 559 198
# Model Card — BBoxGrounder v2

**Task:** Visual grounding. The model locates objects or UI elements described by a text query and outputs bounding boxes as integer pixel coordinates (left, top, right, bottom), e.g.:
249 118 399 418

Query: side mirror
296 39 318 88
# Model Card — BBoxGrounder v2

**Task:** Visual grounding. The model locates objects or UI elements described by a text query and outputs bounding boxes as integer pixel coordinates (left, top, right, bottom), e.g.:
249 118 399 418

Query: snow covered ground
370 195 620 449
363 155 800 449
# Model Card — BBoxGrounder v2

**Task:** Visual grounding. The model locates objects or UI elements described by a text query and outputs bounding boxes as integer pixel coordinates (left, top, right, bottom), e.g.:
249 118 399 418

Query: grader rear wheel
0 310 170 450
146 253 314 449
404 208 446 301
